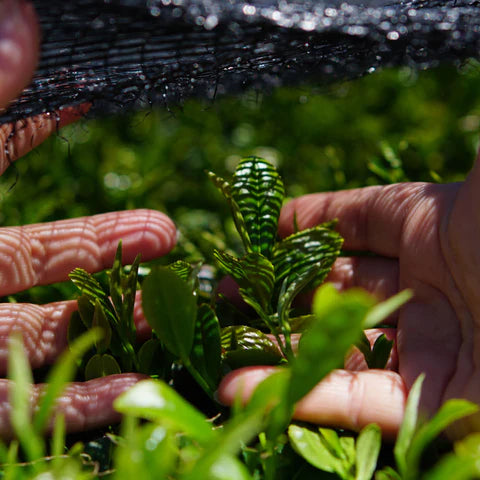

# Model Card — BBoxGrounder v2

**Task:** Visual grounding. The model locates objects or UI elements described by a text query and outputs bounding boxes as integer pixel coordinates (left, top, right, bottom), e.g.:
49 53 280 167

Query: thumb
0 0 39 109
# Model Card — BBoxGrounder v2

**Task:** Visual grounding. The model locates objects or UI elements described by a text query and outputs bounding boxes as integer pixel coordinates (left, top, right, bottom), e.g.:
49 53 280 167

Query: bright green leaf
288 424 342 474
288 284 374 405
355 424 381 480
394 374 424 478
142 266 197 361
114 379 215 445
364 290 413 329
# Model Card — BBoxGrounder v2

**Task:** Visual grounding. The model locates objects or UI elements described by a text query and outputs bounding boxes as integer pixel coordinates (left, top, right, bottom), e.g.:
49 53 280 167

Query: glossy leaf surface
272 225 343 295
230 157 284 259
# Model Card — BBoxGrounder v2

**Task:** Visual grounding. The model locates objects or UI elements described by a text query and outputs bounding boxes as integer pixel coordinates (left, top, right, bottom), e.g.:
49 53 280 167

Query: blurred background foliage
1 62 480 302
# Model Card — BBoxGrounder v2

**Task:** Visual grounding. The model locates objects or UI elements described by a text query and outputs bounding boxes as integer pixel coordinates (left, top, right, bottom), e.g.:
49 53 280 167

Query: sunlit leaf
355 424 381 480
142 266 197 361
230 157 285 259
288 425 342 474
190 304 222 389
394 374 424 478
214 250 274 316
288 284 374 405
406 399 478 477
8 333 44 463
114 379 215 445
208 171 252 252
221 326 283 368
364 289 413 329
272 225 343 296
34 329 103 433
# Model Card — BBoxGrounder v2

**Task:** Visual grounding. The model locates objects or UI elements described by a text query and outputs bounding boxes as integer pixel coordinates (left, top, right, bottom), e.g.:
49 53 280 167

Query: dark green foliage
230 157 285 258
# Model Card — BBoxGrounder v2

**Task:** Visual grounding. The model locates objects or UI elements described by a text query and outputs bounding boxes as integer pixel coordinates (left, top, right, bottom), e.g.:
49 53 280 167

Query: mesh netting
1 0 480 123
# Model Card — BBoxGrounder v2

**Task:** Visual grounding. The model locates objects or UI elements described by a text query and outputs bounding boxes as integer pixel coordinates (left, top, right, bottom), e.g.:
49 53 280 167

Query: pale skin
2 0 480 440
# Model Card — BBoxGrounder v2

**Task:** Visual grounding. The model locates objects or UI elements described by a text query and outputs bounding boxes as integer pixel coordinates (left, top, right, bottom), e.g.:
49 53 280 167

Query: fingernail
0 0 28 70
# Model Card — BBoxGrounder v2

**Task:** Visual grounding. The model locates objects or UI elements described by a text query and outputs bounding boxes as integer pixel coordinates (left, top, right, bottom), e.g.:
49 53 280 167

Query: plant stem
183 359 215 398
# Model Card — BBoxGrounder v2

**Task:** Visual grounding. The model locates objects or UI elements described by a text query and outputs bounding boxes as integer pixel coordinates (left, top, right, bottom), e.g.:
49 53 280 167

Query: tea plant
5 156 474 479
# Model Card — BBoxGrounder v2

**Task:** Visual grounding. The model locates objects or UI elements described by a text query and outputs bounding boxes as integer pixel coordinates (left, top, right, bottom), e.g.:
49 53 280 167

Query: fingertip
0 0 39 109
217 367 277 405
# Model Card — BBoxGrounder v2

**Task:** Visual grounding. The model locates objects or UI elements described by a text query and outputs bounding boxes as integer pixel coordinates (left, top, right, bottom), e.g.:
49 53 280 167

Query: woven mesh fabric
1 0 480 123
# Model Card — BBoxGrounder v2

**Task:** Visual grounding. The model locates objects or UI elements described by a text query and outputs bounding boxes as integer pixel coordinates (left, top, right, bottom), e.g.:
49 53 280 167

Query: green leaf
92 299 112 353
288 284 374 405
8 333 44 463
422 455 480 480
364 290 413 329
85 353 122 380
355 424 381 480
369 334 394 369
394 374 424 478
190 304 222 389
272 225 343 296
114 379 216 445
208 171 252 252
138 338 166 376
406 399 478 477
77 294 94 328
230 157 285 258
115 418 177 479
288 424 342 474
221 326 283 369
356 332 394 369
142 266 197 361
214 250 274 315
34 328 103 433
67 310 88 345
375 467 402 480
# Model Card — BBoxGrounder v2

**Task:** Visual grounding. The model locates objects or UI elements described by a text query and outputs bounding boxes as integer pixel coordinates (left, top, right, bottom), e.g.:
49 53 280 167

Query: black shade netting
1 0 480 123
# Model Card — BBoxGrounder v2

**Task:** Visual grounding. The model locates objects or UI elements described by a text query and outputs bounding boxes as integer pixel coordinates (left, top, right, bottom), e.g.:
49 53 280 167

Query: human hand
0 1 177 437
218 152 480 438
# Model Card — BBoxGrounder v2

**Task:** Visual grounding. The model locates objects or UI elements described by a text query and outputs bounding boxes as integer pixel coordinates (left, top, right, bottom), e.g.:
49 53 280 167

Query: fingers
0 292 151 374
0 0 39 109
279 183 428 257
218 367 407 439
0 104 91 175
0 373 146 438
0 209 176 296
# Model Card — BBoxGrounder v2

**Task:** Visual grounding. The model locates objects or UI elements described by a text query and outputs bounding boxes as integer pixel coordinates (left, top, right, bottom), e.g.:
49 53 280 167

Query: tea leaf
34 328 103 433
114 379 215 445
85 353 122 380
394 374 424 478
406 399 478 477
92 299 112 354
221 326 283 368
364 289 413 329
272 225 343 296
288 284 373 405
214 250 274 315
142 266 197 361
8 333 44 463
190 304 222 389
208 171 252 253
355 424 381 480
230 157 285 259
288 425 342 474
138 339 166 376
